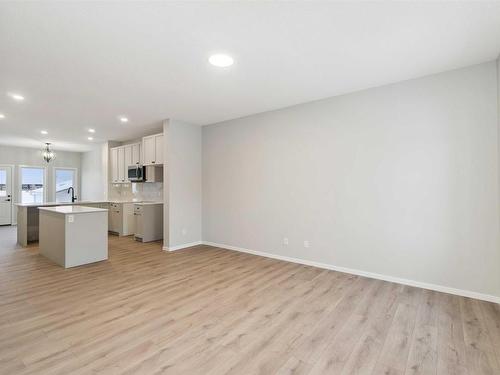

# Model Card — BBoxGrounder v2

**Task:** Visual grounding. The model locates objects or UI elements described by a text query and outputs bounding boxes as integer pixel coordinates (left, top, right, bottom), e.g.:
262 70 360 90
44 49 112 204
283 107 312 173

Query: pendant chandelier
42 143 56 163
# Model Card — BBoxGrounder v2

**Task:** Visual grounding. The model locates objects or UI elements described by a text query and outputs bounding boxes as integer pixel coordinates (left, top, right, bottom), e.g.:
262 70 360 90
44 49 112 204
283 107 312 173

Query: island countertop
38 205 108 215
15 200 109 207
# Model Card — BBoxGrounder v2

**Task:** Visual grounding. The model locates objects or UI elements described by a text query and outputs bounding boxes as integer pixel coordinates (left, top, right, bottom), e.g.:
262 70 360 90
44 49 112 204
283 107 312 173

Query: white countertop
38 205 108 214
108 200 142 204
133 201 163 206
16 200 108 207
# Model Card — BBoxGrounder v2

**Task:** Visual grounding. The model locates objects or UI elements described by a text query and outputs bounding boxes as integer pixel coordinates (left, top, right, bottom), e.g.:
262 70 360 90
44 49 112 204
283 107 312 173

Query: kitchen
3 119 202 269
12 131 164 267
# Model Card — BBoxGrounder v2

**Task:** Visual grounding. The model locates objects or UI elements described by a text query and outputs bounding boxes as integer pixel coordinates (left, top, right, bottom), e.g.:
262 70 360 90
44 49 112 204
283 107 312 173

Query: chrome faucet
67 187 77 202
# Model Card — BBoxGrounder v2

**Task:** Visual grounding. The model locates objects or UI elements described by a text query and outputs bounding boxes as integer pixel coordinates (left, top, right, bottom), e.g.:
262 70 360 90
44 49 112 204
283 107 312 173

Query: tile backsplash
109 182 163 202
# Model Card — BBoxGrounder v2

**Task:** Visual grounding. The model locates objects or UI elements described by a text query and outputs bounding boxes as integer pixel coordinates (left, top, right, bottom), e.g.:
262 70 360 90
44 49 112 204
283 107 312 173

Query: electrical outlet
182 228 187 236
303 240 310 248
283 237 289 245
68 215 74 223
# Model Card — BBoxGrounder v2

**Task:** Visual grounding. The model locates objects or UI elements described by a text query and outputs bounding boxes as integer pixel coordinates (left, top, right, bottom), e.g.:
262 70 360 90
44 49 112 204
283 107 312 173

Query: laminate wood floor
1 226 500 375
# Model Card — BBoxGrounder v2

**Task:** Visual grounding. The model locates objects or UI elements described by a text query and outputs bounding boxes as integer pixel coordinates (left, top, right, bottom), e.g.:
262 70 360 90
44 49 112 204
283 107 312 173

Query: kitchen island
16 201 108 246
38 205 108 268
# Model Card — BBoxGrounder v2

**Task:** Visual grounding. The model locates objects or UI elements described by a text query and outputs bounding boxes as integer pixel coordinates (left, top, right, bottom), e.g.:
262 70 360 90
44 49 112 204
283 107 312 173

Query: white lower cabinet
133 203 163 242
109 204 121 233
108 202 135 236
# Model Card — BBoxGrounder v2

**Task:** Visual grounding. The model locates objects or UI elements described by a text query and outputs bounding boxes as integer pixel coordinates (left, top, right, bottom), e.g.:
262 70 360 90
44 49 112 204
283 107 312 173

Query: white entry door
0 166 13 225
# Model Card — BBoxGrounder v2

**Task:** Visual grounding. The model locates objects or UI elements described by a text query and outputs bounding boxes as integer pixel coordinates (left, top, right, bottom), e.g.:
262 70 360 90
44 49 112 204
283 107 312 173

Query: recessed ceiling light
0 113 5 119
119 117 129 123
88 136 93 141
41 130 48 135
209 54 234 67
88 128 95 133
8 93 25 101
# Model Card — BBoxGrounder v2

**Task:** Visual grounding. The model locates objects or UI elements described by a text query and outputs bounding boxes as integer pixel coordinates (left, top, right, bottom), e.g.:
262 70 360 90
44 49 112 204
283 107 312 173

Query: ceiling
1 1 500 152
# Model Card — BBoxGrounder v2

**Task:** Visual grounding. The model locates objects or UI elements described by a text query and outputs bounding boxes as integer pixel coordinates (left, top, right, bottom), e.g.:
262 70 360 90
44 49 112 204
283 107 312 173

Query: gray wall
202 61 500 299
498 56 500 228
0 145 82 223
163 119 202 249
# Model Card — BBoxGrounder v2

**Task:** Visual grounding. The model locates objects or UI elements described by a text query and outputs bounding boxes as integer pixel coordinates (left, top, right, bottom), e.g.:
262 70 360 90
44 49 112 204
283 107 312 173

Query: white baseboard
163 241 203 252
202 241 500 304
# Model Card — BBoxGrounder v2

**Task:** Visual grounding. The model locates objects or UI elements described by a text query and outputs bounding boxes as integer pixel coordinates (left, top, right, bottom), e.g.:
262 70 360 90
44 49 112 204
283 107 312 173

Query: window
0 170 6 197
54 168 77 203
20 167 46 204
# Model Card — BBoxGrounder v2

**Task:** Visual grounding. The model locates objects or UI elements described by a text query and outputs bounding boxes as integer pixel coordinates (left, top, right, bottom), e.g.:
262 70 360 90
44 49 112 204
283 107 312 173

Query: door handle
6 199 11 202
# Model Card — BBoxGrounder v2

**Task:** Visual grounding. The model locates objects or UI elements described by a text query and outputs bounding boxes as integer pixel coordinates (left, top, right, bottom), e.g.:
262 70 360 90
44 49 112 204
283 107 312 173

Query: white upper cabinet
132 143 141 165
143 136 155 165
154 134 164 164
110 148 119 183
117 147 125 182
110 142 141 183
124 145 133 170
142 133 164 165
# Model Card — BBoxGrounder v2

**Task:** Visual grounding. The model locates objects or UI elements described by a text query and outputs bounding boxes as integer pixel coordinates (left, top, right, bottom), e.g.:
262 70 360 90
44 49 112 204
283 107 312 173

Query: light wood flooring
1 226 500 374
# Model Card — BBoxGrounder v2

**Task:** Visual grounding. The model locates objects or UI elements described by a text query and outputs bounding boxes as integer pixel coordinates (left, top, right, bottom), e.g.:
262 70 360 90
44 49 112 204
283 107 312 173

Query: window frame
18 165 48 204
0 164 15 224
53 167 78 203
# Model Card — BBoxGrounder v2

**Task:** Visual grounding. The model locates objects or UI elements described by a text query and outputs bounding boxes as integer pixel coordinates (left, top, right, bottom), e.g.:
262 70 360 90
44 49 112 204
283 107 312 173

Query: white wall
0 145 82 223
203 61 500 301
497 56 500 240
81 143 108 201
496 55 500 247
163 119 202 249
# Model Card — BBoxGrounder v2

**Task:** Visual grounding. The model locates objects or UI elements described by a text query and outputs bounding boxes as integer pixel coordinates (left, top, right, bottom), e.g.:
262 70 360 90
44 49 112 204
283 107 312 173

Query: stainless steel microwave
128 165 145 182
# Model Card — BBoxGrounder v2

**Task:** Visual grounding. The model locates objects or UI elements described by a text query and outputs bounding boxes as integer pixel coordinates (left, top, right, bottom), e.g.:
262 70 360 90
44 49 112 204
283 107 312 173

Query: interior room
1 1 500 374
